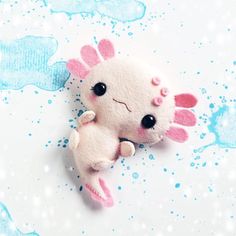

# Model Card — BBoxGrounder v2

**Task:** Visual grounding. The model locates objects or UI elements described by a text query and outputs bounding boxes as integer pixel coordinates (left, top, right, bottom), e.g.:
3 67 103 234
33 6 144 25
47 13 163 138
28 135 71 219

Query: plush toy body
67 39 197 207
69 112 134 207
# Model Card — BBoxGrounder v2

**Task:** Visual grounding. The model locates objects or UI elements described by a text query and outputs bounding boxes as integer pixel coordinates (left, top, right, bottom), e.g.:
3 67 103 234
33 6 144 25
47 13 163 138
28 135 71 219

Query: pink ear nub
98 39 115 60
80 45 101 67
66 59 89 79
175 93 198 108
174 109 197 126
165 126 188 143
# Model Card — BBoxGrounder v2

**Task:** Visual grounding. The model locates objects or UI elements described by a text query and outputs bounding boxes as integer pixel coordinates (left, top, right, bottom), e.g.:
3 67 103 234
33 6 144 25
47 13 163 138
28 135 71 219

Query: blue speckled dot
132 172 139 179
209 103 214 108
149 154 155 160
175 183 181 189
77 110 84 117
139 144 144 148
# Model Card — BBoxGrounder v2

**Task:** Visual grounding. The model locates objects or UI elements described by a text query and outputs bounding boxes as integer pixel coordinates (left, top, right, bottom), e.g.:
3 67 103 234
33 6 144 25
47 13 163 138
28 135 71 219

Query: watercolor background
0 0 236 235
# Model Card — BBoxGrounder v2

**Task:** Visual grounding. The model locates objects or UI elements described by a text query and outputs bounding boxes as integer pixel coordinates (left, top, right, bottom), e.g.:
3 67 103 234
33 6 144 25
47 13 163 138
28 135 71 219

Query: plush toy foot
69 129 80 150
85 178 114 207
120 141 135 157
79 110 96 126
91 160 115 171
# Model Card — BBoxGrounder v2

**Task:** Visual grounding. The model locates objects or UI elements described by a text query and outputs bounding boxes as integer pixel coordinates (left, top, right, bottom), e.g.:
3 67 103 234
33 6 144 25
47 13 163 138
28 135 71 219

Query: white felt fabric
81 57 175 144
69 57 176 206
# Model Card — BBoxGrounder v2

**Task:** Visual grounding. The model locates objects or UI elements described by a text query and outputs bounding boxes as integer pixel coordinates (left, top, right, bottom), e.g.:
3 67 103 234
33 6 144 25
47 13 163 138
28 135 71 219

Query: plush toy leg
69 129 80 150
78 110 96 126
91 159 115 171
120 141 135 157
85 177 114 207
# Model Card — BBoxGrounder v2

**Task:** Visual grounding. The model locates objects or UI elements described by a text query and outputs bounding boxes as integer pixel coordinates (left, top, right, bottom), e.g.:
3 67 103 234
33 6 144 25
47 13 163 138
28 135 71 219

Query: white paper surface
0 0 236 235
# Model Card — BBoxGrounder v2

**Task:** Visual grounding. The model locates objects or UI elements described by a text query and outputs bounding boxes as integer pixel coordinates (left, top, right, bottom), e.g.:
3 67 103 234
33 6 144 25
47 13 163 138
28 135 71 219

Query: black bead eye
92 82 107 96
141 115 156 129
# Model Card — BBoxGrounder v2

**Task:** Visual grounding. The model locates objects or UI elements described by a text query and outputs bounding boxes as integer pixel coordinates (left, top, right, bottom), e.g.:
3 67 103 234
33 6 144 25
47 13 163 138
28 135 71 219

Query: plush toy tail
85 176 114 207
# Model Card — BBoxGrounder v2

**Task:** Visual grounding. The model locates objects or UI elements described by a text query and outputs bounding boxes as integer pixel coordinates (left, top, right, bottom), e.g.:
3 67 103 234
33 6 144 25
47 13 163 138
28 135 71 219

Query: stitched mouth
113 98 132 112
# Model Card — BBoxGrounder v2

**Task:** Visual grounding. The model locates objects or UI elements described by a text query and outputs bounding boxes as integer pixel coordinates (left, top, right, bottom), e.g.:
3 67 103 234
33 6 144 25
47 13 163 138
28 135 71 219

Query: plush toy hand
69 129 80 150
69 111 96 150
78 110 96 126
120 141 135 157
91 159 115 171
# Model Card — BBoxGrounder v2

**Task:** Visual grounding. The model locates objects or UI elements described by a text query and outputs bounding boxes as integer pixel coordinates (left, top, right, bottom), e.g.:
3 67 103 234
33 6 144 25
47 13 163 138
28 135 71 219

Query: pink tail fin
85 178 114 207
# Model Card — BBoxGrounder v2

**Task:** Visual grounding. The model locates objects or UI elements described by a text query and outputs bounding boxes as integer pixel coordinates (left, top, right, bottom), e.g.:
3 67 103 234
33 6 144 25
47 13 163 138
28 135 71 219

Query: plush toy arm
120 141 135 157
78 110 96 126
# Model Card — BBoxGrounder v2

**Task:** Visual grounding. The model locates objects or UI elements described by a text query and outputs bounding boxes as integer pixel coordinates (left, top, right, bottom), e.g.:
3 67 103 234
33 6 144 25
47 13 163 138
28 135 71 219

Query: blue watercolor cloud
0 202 39 236
208 105 236 148
0 36 70 91
195 105 236 153
43 0 146 22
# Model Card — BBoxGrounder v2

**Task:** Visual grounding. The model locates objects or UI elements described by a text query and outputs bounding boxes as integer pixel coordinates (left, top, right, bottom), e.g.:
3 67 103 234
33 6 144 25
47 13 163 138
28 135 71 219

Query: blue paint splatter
132 172 139 179
209 103 214 109
175 183 181 189
139 144 144 149
77 110 84 117
43 0 146 22
208 186 213 192
57 137 70 148
0 202 39 236
0 36 70 91
195 105 236 152
148 154 155 160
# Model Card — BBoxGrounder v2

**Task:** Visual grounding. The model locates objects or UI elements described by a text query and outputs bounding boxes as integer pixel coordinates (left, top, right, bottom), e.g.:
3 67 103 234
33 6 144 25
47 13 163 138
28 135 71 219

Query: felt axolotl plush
67 39 197 207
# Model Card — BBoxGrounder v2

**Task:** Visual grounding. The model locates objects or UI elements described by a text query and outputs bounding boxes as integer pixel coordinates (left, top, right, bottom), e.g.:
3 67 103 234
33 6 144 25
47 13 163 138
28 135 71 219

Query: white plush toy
67 39 197 207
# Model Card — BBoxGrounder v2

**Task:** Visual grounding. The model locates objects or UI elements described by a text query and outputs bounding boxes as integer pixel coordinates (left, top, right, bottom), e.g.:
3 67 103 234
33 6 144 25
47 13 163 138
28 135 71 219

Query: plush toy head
67 39 197 144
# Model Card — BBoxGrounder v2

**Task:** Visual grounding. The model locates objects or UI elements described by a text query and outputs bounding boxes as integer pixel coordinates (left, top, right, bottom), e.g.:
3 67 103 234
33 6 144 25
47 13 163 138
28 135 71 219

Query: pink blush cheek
89 94 97 102
137 127 147 139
